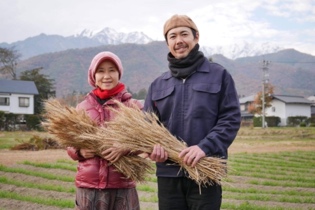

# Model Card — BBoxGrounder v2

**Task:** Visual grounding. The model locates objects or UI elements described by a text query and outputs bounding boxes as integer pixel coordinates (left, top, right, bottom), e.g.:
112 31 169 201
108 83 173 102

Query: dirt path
0 149 69 166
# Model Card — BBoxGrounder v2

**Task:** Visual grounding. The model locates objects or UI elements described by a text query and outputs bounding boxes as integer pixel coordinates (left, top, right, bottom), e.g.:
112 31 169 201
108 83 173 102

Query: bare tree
248 84 274 115
0 47 20 79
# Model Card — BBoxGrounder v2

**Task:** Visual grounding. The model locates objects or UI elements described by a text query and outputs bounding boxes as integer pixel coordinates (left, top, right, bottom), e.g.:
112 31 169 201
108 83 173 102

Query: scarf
93 82 125 100
168 43 206 78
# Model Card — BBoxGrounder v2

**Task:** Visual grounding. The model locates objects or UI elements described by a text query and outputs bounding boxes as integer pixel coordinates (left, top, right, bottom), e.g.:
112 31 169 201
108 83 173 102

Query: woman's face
94 60 120 90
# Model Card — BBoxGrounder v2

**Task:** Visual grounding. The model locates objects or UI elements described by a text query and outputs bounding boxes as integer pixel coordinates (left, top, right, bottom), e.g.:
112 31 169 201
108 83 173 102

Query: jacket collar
161 59 209 80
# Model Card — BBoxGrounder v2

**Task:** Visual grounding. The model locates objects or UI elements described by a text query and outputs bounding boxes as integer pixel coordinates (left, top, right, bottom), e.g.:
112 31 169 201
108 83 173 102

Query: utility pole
261 60 270 128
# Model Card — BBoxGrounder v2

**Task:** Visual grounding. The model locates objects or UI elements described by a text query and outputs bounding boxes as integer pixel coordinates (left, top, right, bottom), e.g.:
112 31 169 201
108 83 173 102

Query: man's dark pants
158 177 222 210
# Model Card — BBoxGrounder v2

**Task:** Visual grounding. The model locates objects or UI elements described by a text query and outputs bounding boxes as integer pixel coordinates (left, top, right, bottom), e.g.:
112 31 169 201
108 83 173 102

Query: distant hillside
1 27 284 60
16 42 169 97
232 49 315 96
0 28 153 60
16 42 315 98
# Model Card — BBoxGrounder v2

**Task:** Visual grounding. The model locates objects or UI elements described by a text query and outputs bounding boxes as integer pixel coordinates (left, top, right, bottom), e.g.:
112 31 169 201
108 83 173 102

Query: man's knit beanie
163 14 199 36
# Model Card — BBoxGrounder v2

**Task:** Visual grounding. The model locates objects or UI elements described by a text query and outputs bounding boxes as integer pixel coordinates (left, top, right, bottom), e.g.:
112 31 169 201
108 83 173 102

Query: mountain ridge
1 27 286 60
14 41 315 99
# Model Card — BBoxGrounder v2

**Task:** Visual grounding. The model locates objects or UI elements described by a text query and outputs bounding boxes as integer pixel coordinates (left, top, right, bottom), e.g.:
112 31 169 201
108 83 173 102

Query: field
0 127 315 210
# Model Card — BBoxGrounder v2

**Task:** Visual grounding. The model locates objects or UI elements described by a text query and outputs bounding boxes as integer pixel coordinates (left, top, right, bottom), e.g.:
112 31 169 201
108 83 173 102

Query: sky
1 0 315 56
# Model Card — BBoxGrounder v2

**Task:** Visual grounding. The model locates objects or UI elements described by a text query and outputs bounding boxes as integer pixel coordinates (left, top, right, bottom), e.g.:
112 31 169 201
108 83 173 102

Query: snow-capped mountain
1 27 284 60
74 27 153 45
75 28 284 58
201 41 283 60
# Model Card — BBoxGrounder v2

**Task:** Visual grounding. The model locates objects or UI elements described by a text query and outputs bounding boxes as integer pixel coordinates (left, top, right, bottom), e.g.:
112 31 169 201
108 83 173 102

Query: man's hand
178 145 205 167
79 149 96 159
101 146 129 163
148 144 168 162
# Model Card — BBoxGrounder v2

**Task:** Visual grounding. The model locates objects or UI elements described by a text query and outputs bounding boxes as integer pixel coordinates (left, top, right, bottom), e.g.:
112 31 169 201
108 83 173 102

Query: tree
0 47 20 79
248 84 274 115
20 67 55 114
60 90 86 107
136 88 147 100
128 88 147 100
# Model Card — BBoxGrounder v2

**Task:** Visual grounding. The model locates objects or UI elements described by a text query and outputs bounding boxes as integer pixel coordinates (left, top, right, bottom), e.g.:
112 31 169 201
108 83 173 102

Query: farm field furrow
0 127 314 210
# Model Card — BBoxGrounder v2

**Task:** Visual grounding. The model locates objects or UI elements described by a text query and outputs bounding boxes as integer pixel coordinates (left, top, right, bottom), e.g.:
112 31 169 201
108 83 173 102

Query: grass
0 131 40 149
0 190 74 208
0 165 74 182
22 160 77 171
229 151 315 186
0 176 75 193
221 202 296 210
0 127 315 209
1 151 314 209
137 185 157 193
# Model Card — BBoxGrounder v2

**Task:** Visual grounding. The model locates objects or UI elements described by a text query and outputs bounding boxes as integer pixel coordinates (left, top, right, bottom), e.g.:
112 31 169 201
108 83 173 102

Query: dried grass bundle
81 101 227 186
42 99 154 182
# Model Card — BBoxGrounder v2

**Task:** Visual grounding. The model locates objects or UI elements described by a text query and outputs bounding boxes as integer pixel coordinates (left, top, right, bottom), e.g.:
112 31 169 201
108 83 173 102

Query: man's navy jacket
144 59 241 177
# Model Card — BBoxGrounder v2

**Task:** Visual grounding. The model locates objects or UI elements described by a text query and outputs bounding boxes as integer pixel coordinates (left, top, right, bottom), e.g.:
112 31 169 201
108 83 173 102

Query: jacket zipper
180 71 196 139
182 71 196 83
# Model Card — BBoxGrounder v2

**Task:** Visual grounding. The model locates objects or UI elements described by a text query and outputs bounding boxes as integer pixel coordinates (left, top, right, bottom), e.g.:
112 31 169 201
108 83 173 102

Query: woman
67 51 142 210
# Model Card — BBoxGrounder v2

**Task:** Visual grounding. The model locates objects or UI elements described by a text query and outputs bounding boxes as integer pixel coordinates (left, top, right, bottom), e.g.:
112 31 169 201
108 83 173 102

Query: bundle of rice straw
42 99 154 183
81 100 228 186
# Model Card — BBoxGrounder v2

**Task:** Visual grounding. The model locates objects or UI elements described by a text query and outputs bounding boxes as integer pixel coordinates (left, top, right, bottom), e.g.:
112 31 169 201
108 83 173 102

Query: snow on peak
75 27 153 45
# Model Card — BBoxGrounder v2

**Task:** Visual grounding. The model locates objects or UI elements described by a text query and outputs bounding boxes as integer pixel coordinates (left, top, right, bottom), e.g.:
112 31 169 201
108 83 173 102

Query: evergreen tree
20 67 55 114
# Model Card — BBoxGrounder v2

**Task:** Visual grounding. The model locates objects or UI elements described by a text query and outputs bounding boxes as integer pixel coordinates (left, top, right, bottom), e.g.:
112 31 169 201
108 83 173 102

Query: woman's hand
79 149 96 159
101 146 129 163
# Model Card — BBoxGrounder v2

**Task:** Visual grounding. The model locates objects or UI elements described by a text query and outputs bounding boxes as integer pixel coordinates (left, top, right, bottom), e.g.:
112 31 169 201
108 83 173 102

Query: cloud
0 0 314 56
190 1 281 45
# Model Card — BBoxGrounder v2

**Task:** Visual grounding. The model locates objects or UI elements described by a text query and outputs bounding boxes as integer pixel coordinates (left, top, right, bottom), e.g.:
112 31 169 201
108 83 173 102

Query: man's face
166 26 199 59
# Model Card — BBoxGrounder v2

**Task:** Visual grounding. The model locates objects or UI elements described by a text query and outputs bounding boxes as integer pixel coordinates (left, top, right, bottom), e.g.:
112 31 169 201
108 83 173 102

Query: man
144 14 241 210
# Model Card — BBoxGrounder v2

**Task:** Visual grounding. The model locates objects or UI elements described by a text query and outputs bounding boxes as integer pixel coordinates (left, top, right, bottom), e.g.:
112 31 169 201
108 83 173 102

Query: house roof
239 94 313 105
0 80 39 95
239 95 255 104
272 95 313 104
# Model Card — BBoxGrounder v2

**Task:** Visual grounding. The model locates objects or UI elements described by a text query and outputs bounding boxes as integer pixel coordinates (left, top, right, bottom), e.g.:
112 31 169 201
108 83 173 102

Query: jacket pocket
192 83 221 94
152 86 174 101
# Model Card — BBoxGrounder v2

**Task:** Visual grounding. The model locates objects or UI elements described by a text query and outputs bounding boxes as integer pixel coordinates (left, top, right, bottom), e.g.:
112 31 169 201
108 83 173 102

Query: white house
266 95 312 126
239 95 255 126
239 94 312 126
0 80 39 115
308 96 315 118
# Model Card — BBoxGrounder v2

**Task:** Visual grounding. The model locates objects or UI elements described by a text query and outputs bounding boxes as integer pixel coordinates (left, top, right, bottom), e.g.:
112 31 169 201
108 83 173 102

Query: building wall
266 99 310 126
266 99 286 126
240 103 246 111
286 104 311 118
240 96 312 126
0 93 35 114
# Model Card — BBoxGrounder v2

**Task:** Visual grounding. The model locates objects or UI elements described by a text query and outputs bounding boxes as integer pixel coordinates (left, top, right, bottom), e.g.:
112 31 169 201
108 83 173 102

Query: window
19 97 30 107
0 97 10 106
